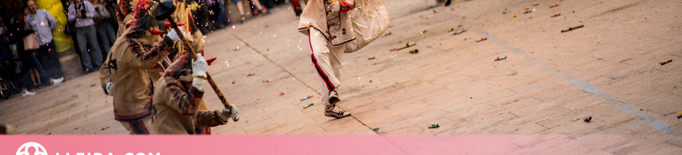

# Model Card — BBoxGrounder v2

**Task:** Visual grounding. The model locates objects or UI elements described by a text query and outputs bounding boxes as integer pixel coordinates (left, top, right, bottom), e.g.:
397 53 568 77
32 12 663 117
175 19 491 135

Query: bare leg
250 0 266 13
33 69 42 85
30 69 38 85
236 1 246 21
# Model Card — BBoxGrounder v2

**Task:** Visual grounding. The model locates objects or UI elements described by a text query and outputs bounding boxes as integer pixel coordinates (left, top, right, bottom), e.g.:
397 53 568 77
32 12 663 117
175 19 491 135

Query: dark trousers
36 40 63 78
75 26 103 69
20 51 52 90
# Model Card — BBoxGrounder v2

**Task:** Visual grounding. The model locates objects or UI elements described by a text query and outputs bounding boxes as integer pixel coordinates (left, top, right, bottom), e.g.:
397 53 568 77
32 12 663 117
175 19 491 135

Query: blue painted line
478 31 680 138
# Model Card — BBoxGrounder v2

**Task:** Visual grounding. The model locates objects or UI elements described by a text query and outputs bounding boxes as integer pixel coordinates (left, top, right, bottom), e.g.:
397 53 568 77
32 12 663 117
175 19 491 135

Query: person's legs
96 24 112 55
104 21 116 45
216 0 226 27
18 52 38 96
250 0 266 13
24 52 53 85
291 0 302 17
43 41 63 78
308 29 349 118
19 60 31 91
235 0 246 22
84 26 104 67
35 45 52 77
30 69 38 85
20 68 35 96
76 28 94 70
197 2 209 33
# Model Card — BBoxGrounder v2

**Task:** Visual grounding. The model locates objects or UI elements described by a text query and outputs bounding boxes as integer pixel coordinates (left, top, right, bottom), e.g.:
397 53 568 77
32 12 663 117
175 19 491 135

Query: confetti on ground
512 14 516 18
551 13 561 17
247 73 255 77
660 59 673 65
383 32 392 37
421 30 427 34
428 124 440 129
524 10 533 14
619 58 633 63
475 38 488 42
101 126 110 131
677 111 682 119
495 56 507 61
373 128 380 132
90 84 96 87
368 56 376 60
280 92 284 96
451 29 467 35
409 49 419 54
390 42 417 51
533 2 539 6
303 103 314 109
583 116 592 122
561 25 584 33
263 80 271 83
549 4 559 8
300 95 313 101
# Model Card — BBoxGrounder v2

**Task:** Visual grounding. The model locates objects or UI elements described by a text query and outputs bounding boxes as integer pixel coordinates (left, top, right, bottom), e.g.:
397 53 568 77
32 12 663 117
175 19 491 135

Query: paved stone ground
2 0 682 153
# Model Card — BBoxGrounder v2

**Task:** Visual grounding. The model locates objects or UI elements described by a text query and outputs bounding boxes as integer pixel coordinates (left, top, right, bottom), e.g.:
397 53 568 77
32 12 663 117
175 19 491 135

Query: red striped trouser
308 29 344 105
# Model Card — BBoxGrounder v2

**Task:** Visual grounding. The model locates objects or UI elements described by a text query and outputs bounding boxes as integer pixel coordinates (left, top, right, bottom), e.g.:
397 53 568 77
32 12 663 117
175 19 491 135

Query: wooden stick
390 42 417 51
561 24 584 33
167 17 232 110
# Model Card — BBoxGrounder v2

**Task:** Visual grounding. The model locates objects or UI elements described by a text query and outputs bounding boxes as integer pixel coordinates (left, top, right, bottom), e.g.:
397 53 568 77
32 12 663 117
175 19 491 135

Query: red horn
151 29 166 35
206 57 217 66
164 22 185 27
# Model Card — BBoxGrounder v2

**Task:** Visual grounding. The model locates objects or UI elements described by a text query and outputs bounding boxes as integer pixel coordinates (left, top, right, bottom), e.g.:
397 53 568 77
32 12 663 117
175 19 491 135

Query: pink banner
0 135 662 155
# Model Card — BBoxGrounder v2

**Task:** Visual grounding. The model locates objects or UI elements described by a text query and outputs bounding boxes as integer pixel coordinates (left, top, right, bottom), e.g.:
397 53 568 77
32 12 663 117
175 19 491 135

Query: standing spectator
16 6 63 97
290 0 308 17
230 0 268 24
10 1 25 26
92 0 115 56
67 0 103 72
213 0 227 29
104 0 118 32
25 0 65 78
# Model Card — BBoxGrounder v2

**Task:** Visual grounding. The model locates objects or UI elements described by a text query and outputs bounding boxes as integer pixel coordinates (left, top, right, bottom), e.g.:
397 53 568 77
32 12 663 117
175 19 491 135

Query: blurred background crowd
0 0 298 99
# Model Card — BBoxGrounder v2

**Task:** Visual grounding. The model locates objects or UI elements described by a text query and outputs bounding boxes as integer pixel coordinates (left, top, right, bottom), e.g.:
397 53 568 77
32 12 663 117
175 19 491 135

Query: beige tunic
108 27 175 122
152 54 226 134
298 0 390 52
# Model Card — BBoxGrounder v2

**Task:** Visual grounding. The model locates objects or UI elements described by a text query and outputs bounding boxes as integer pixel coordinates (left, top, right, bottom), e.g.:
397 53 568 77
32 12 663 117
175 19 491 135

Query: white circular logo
16 142 48 155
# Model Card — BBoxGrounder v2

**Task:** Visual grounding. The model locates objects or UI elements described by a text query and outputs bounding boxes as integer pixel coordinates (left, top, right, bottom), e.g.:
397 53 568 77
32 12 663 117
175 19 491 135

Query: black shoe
329 94 340 105
445 0 452 6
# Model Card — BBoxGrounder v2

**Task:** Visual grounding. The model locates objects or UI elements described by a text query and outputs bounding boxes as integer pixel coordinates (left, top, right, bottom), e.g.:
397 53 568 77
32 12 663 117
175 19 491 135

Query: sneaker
22 91 36 97
52 77 64 86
